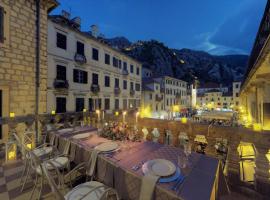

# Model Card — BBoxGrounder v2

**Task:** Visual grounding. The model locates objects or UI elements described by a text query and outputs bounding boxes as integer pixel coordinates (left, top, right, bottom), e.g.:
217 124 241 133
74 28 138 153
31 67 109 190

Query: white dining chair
26 140 71 200
41 160 119 200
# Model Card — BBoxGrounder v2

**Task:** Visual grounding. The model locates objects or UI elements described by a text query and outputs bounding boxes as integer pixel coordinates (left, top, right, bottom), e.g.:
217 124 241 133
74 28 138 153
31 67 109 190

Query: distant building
197 82 229 94
240 1 270 130
47 11 142 114
141 78 165 117
141 68 188 117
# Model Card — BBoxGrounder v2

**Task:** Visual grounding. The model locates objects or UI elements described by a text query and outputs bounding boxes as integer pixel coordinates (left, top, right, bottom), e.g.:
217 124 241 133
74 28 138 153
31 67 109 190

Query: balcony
53 79 69 89
122 69 129 75
74 53 87 64
91 84 100 94
130 89 135 96
155 94 163 102
114 87 121 95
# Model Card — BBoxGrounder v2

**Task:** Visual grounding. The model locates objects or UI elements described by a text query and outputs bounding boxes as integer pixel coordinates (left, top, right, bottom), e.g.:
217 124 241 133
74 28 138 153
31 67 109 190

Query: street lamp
123 111 127 123
136 112 140 124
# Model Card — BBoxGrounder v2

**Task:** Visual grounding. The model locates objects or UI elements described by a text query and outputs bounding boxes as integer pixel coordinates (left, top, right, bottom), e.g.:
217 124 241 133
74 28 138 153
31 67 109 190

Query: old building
47 12 142 114
141 69 188 118
0 0 58 141
240 1 270 131
141 78 165 118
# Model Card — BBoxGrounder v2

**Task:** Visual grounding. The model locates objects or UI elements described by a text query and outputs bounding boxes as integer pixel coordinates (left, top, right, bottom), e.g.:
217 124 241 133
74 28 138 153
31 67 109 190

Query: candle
9 112 15 118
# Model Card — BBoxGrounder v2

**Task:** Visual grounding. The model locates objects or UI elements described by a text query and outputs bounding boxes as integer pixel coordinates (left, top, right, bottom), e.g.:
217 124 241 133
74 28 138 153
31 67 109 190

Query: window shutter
83 71 88 83
0 6 4 43
73 69 78 82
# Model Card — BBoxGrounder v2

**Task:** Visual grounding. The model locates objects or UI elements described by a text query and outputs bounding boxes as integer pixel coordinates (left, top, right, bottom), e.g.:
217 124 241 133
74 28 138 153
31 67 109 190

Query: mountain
105 37 249 85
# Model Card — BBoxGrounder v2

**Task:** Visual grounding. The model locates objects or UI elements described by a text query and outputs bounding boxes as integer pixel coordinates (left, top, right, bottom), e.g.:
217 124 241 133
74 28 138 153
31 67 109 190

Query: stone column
254 143 270 195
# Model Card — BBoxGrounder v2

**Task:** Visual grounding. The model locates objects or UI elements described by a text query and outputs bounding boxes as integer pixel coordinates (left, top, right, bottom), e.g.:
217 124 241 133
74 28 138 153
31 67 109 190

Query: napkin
139 174 159 200
86 149 101 177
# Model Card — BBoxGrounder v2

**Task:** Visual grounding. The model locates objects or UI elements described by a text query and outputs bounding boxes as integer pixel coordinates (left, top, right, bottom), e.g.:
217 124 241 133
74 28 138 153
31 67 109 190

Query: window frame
56 32 67 50
92 48 99 61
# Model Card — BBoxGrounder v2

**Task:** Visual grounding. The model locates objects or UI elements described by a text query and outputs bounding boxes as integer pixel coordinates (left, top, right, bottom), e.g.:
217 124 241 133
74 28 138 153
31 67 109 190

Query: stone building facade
47 13 142 114
0 0 57 141
240 0 270 131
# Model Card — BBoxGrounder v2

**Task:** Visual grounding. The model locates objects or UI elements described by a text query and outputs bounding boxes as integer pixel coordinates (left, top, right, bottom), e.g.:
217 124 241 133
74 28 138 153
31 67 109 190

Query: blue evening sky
52 0 267 55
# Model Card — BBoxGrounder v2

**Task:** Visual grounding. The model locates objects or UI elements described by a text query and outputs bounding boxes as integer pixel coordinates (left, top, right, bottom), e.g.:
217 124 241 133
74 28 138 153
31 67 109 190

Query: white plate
72 133 92 139
145 159 176 177
142 163 181 183
94 142 118 152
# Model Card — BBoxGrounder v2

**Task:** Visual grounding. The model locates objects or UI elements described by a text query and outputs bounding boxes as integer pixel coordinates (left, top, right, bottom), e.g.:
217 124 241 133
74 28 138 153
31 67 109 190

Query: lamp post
123 111 127 123
96 109 100 122
136 112 140 124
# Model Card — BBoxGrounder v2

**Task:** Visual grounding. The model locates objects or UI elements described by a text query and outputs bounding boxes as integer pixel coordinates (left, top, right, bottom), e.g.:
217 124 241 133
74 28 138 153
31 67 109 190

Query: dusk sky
52 0 267 55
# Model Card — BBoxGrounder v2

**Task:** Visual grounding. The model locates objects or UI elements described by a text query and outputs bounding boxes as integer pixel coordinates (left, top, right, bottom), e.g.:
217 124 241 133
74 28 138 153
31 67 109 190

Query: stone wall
0 0 51 140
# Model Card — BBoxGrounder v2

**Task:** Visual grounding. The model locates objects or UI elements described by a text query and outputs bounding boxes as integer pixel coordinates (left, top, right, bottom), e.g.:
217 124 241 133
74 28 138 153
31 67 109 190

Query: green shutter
0 6 4 43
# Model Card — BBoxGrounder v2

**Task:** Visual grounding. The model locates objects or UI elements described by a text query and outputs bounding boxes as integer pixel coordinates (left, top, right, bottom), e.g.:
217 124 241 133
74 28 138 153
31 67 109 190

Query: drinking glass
178 155 187 169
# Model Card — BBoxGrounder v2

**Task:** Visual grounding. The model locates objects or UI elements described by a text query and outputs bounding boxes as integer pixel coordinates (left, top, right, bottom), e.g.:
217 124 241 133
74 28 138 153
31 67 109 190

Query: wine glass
184 142 192 166
178 155 187 169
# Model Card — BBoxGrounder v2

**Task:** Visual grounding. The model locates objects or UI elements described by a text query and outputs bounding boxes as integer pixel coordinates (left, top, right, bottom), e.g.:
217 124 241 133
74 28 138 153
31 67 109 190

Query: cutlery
171 176 184 190
176 176 186 194
172 176 185 190
132 160 146 171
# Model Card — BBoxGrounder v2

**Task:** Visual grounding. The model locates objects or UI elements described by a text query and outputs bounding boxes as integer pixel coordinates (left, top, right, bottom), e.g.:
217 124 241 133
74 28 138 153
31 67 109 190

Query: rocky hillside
105 37 249 85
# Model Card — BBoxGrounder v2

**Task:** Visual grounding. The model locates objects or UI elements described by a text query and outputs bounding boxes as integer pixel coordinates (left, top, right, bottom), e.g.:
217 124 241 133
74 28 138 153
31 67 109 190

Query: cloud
206 1 265 54
195 0 266 55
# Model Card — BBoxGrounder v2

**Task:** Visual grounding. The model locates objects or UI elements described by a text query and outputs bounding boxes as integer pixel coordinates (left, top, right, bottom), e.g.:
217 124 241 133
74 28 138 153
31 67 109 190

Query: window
56 97 66 113
123 63 128 71
76 41 84 55
130 65 134 73
76 98 84 112
115 99 119 110
130 82 134 90
104 76 110 87
92 48 99 61
123 99 127 109
136 67 140 75
236 92 239 97
135 83 140 91
105 54 110 65
56 32 67 50
123 62 127 71
113 57 118 67
73 69 87 83
0 6 4 43
115 78 119 88
235 84 239 88
92 73 99 85
149 94 152 100
105 98 110 110
123 80 127 90
118 60 122 69
56 65 66 80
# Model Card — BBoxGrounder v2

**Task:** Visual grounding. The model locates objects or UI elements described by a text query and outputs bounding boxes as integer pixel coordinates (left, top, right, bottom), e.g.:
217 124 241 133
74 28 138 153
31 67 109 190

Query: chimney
71 17 81 29
61 10 70 19
91 25 99 38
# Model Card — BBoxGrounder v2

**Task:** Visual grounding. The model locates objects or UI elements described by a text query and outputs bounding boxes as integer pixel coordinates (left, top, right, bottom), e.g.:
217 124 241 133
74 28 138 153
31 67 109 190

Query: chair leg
30 174 38 200
20 160 28 183
37 176 44 200
21 162 31 192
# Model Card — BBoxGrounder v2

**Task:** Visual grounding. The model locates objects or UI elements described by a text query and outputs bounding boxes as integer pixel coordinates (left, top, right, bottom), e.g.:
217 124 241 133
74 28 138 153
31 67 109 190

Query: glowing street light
123 111 127 123
96 109 100 122
136 112 140 124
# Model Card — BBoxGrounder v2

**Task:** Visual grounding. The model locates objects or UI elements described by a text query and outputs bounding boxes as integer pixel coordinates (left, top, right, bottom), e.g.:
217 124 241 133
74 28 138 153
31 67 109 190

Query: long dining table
49 126 228 200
